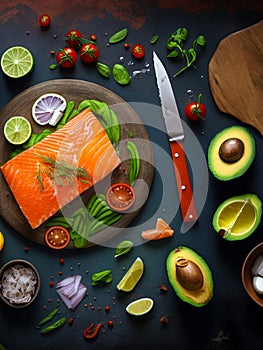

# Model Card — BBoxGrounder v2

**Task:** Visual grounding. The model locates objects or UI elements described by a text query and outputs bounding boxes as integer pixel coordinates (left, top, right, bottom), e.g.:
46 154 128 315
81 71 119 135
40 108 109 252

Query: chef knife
153 51 198 223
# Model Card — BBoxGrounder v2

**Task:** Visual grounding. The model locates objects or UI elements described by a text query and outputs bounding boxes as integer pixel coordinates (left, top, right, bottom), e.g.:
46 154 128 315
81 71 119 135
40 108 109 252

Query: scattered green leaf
150 35 159 44
109 28 128 44
114 240 133 258
92 270 113 286
113 64 131 85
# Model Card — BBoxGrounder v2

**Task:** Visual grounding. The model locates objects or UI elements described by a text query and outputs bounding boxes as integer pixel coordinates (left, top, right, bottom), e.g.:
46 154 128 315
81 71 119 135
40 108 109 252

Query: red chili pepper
83 323 103 340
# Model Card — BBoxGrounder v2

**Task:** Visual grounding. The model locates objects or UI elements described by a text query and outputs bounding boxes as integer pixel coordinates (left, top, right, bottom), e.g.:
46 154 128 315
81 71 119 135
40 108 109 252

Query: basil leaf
109 28 128 44
114 240 133 258
92 269 113 286
150 35 159 44
96 61 111 78
113 64 131 85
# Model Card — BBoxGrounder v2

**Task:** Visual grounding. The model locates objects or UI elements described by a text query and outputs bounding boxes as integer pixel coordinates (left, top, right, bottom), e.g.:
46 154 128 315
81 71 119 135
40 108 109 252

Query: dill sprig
36 153 91 190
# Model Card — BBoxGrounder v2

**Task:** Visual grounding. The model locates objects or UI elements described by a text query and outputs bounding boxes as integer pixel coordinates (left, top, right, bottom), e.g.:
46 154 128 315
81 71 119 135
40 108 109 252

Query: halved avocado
166 246 213 307
213 193 262 241
208 126 255 181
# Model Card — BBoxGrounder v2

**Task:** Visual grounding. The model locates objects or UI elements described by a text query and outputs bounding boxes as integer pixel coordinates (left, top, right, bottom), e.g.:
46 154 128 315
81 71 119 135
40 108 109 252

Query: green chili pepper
40 317 66 334
150 35 159 44
38 308 59 326
109 28 128 44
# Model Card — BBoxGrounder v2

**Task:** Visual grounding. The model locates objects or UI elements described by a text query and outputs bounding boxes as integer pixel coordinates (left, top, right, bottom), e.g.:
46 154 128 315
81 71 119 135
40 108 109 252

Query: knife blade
153 51 198 223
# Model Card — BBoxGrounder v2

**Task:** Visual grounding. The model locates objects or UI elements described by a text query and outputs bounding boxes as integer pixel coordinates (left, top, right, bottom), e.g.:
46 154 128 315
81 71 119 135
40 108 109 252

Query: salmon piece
141 218 174 240
1 109 121 229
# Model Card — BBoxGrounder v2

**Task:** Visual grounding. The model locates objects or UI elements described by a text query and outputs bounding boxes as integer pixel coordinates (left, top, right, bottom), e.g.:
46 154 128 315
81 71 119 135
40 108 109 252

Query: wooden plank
209 20 263 136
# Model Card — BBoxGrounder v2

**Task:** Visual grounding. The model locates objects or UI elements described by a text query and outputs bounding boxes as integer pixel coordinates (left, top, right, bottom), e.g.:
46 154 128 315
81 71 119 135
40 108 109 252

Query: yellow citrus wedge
116 257 144 292
0 231 5 251
126 297 154 316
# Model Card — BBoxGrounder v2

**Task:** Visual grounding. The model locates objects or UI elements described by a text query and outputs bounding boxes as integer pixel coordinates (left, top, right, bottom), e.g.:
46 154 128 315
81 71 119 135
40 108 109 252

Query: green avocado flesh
166 246 213 307
208 126 255 181
213 193 262 241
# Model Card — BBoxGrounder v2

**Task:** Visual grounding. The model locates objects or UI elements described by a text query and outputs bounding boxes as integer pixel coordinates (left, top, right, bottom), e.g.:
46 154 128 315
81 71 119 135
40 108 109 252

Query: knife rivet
181 185 186 190
189 214 193 219
174 153 179 158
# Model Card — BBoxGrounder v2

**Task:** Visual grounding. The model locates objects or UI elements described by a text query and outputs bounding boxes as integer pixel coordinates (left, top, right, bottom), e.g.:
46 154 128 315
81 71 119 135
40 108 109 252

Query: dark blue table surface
0 2 263 349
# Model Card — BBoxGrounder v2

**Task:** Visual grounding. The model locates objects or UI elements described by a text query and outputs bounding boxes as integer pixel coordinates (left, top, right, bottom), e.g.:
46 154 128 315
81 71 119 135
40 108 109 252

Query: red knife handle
169 140 198 222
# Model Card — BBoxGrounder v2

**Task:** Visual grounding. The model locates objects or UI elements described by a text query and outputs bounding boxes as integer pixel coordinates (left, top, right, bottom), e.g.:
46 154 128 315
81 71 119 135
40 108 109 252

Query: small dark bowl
0 259 40 308
242 242 263 307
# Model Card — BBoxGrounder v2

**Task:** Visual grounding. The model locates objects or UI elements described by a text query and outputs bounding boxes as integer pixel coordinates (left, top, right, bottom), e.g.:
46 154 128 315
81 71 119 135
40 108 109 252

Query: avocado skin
213 193 262 241
166 246 213 307
208 125 256 181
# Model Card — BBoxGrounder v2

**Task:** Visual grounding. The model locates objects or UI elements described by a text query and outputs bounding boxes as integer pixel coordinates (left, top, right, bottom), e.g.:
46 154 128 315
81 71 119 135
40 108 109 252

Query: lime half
126 297 154 316
1 46 34 78
4 116 32 145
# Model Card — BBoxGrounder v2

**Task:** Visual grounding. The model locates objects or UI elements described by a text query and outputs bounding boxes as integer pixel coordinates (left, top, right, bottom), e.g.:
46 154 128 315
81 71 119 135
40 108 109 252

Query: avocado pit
219 137 244 163
176 258 203 290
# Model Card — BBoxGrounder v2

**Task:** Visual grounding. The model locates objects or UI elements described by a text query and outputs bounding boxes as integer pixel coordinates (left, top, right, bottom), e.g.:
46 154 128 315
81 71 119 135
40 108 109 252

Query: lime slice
1 46 34 78
4 116 32 145
212 194 262 241
126 297 154 316
116 257 144 292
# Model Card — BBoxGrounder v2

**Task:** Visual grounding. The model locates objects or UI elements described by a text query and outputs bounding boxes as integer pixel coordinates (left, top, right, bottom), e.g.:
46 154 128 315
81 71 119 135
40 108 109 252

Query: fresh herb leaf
92 270 113 286
109 28 128 44
113 64 130 85
96 62 111 78
114 240 133 258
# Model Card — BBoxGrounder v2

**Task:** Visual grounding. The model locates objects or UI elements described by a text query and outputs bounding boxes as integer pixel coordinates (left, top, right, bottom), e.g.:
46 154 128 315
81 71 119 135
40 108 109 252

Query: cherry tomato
65 29 83 48
80 43 100 63
131 44 145 59
184 94 206 121
56 47 78 69
38 14 51 28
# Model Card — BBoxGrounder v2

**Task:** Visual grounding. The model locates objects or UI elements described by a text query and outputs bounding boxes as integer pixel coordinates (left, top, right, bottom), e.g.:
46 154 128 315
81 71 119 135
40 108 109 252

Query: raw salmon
1 109 121 229
141 218 174 240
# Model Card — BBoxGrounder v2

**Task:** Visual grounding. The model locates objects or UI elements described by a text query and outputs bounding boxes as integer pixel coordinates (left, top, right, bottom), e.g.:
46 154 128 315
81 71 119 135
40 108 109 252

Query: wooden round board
208 20 263 136
0 79 154 248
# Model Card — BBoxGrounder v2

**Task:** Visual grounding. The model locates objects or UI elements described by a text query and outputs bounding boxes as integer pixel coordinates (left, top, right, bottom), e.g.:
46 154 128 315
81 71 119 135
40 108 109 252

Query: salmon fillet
1 109 121 229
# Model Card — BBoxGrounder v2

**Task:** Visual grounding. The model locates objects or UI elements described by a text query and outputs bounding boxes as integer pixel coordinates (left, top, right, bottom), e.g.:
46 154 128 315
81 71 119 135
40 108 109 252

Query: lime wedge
116 257 144 292
126 297 154 316
1 46 34 78
4 116 32 145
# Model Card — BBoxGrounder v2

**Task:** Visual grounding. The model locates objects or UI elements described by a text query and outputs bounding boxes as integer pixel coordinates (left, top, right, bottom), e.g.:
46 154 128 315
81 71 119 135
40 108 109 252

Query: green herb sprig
166 27 206 77
91 270 113 286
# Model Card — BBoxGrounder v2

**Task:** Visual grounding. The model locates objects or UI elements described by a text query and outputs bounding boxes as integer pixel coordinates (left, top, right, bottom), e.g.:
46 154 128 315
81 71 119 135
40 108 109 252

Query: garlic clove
251 255 263 277
253 276 263 295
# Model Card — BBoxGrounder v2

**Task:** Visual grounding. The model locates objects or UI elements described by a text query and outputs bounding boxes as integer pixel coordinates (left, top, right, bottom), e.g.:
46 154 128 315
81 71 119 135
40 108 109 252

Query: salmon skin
1 109 121 229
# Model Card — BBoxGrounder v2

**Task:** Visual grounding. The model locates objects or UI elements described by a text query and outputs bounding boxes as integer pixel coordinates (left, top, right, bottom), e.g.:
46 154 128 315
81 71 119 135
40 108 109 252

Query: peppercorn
105 305 110 313
108 320 114 327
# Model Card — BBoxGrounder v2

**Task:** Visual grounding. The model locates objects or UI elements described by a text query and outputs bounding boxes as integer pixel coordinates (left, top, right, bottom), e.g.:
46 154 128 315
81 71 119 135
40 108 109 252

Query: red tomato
80 43 100 63
65 29 83 48
56 47 78 68
38 14 51 27
184 94 206 121
131 44 145 59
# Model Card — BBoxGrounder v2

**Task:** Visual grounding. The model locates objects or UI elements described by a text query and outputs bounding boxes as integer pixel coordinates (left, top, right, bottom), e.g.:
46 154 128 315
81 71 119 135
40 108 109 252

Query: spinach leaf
114 240 133 258
113 64 131 85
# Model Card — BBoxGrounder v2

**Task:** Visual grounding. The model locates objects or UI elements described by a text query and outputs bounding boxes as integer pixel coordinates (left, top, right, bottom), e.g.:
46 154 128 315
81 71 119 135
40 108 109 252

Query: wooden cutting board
0 79 154 248
209 20 263 136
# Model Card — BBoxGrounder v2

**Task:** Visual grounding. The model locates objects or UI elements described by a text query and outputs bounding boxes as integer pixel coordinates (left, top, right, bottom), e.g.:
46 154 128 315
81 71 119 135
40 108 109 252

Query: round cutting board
0 79 154 249
209 20 263 136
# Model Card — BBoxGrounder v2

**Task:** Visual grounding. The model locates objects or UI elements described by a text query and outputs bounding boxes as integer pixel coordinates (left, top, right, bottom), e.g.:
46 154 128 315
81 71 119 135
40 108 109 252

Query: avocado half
213 193 262 241
208 126 255 181
166 246 213 307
